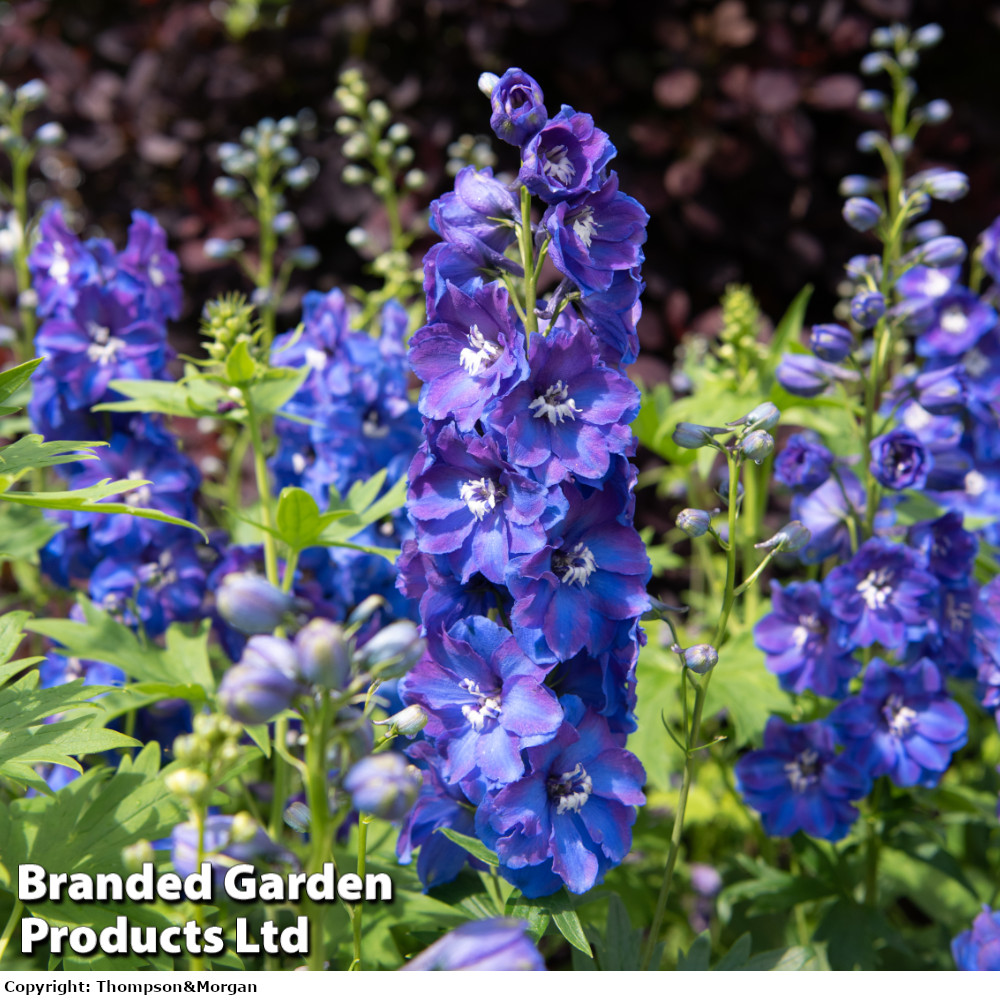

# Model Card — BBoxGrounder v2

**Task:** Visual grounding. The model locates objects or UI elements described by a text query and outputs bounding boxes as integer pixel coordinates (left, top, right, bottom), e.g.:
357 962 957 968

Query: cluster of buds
165 713 246 808
200 293 259 365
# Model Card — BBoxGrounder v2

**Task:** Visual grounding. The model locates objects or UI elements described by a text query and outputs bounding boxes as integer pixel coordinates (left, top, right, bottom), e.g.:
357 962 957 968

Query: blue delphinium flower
829 658 967 788
491 322 639 486
790 469 866 565
823 538 939 651
952 907 1000 971
868 428 932 490
399 67 649 896
972 577 1000 725
519 106 615 204
402 917 546 971
477 696 645 897
399 616 562 786
735 717 869 841
773 433 834 492
754 581 860 698
916 287 997 357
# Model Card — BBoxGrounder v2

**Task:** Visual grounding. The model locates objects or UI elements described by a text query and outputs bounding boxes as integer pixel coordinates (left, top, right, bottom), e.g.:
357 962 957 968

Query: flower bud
857 90 887 112
756 520 811 552
917 236 966 268
356 621 425 677
284 801 311 833
489 68 547 146
918 170 969 202
860 52 889 75
343 753 422 820
671 422 728 449
165 768 209 799
809 323 854 362
213 177 242 199
34 122 66 146
377 704 428 737
912 23 943 48
915 365 966 414
16 79 48 108
838 175 878 198
478 72 501 97
204 237 243 260
870 27 894 48
229 811 259 844
728 401 780 431
676 508 712 538
842 197 882 232
682 644 718 675
122 840 155 873
850 290 886 328
289 245 320 269
922 99 952 124
217 573 295 635
295 618 351 689
740 429 775 465
218 636 301 725
856 130 884 153
272 210 298 234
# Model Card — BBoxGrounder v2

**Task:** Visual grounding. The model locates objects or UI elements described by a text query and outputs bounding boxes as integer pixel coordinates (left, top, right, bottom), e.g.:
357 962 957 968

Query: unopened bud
676 508 712 538
682 644 718 675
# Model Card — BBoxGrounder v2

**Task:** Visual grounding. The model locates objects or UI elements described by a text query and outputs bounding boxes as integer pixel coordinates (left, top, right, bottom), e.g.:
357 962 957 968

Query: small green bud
122 840 155 873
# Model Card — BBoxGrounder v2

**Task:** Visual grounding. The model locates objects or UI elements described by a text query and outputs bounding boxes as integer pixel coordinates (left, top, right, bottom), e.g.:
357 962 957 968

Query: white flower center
542 145 575 186
304 347 328 371
963 348 989 378
939 304 970 336
148 254 165 288
291 452 308 475
529 380 582 424
924 270 952 297
552 542 597 587
784 748 820 794
903 404 932 431
883 693 918 738
571 206 599 247
459 477 504 520
123 469 152 508
50 242 70 284
856 567 894 610
459 324 502 377
85 320 126 365
459 677 502 732
362 408 389 439
791 613 823 649
548 763 593 814
965 470 987 496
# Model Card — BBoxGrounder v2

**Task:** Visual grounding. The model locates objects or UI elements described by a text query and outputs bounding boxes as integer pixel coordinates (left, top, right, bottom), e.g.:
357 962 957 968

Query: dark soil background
3 0 999 379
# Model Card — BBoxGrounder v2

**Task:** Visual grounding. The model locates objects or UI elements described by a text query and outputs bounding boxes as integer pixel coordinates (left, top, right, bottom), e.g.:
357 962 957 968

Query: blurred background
2 0 999 378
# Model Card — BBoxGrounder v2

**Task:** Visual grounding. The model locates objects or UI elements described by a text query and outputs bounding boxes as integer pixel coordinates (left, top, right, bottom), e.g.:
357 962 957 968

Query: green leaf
28 599 215 692
677 931 712 971
1 478 206 540
0 678 140 780
0 358 43 407
738 945 819 971
225 339 257 384
552 908 592 957
438 827 500 867
593 894 640 970
275 486 322 551
98 376 225 418
767 284 813 369
507 902 551 942
703 626 790 747
0 503 63 563
713 932 752 971
814 898 890 970
316 470 407 560
246 367 308 416
0 435 103 479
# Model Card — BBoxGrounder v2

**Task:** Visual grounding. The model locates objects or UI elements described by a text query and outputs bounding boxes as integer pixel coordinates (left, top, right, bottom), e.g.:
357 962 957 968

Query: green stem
641 453 741 970
190 806 207 972
254 158 278 350
350 814 369 971
244 395 279 587
305 693 331 971
517 186 537 344
0 899 24 966
864 816 880 908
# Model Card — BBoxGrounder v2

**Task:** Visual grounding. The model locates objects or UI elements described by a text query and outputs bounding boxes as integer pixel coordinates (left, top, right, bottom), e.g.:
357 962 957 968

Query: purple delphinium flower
431 166 520 254
490 323 639 486
399 615 562 786
907 512 977 584
35 284 165 410
542 173 648 296
917 287 997 357
952 907 1000 971
118 210 183 322
735 717 869 841
171 815 293 884
408 425 563 585
27 205 99 317
488 68 547 147
576 266 643 366
775 354 855 398
396 740 488 890
402 917 546 971
972 577 1000 724
850 290 886 328
790 469 865 565
755 581 860 698
773 433 834 492
410 281 527 431
869 428 933 490
829 658 967 788
477 696 645 896
519 106 615 204
508 484 650 664
823 538 939 651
